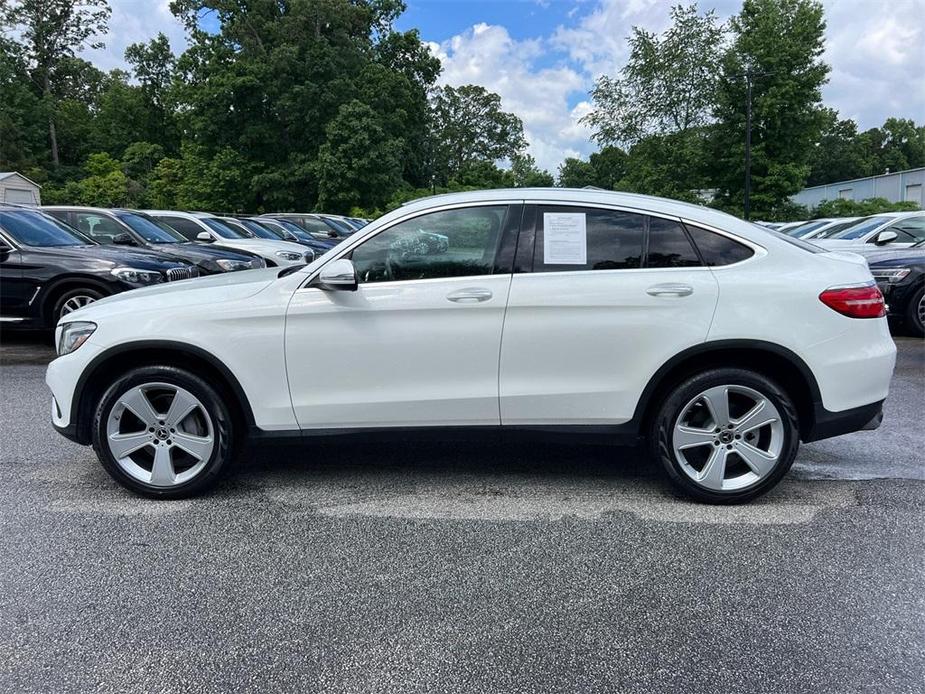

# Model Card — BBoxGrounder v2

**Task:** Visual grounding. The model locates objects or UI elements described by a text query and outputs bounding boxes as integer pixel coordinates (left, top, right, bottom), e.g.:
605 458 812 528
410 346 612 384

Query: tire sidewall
905 285 924 337
91 366 234 499
53 287 105 325
651 368 800 504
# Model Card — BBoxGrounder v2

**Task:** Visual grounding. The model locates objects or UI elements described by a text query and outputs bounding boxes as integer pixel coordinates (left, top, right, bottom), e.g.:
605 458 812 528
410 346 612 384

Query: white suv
145 210 312 267
47 190 896 503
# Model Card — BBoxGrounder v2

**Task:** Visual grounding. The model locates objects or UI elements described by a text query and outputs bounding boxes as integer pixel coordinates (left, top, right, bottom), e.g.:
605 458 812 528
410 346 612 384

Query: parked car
43 207 265 275
0 206 199 328
243 217 338 257
260 213 353 241
215 217 316 264
145 210 311 267
813 211 925 249
799 217 861 240
47 189 895 504
867 242 925 336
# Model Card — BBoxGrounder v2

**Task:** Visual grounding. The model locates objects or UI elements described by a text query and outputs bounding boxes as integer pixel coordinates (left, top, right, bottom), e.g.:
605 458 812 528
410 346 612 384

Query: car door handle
646 283 694 297
446 288 493 303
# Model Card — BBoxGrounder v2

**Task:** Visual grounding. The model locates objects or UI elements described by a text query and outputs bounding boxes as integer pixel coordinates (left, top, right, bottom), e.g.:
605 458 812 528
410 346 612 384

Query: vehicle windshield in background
811 220 857 239
319 216 354 236
202 217 247 239
273 220 318 243
116 212 187 244
786 220 828 236
0 210 93 247
237 219 278 239
830 216 890 240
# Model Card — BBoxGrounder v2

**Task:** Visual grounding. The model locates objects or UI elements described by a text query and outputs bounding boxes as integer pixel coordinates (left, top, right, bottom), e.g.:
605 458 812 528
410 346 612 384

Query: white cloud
79 0 186 72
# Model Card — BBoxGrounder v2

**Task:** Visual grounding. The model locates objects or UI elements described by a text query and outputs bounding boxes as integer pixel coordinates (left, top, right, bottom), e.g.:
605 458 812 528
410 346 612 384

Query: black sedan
868 243 925 337
0 207 199 328
43 207 265 275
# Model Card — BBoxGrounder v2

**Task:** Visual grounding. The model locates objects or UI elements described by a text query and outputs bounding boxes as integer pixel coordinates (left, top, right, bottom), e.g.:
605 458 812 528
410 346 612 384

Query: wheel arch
70 341 256 445
633 340 822 441
41 275 115 327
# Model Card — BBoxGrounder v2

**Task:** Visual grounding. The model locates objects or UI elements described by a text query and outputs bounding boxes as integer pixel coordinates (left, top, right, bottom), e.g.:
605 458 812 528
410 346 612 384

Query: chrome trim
0 316 26 322
27 286 41 305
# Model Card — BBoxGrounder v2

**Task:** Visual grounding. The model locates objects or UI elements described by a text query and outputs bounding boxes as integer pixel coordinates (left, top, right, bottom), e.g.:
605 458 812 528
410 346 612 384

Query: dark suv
0 207 199 328
43 207 265 275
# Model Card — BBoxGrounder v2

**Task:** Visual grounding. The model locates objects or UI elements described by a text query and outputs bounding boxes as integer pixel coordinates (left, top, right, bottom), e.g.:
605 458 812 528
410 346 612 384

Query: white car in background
799 217 860 240
812 211 925 250
145 210 311 267
48 189 895 505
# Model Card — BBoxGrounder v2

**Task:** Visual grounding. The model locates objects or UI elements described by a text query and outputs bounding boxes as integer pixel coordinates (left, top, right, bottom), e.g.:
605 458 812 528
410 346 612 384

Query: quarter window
887 217 925 243
350 206 507 283
685 223 754 266
158 216 203 241
533 206 644 272
74 213 125 243
646 218 701 268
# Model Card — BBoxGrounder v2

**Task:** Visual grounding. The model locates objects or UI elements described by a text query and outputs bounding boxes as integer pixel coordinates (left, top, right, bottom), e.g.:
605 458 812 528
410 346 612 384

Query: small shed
0 172 42 206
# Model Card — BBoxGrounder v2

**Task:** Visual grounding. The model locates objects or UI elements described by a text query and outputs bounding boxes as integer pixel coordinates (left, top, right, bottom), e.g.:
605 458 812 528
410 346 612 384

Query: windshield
275 220 315 242
116 212 186 243
237 219 278 239
319 216 354 236
811 220 856 239
830 216 892 240
786 220 828 236
0 210 92 247
202 217 246 239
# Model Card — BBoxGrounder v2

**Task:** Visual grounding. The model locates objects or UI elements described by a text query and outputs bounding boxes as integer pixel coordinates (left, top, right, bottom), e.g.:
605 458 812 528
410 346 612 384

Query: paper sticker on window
543 213 587 265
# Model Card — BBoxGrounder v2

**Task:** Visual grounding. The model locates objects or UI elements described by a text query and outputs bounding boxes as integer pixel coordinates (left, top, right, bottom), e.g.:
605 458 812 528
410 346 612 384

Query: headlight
110 267 164 285
275 250 304 262
57 321 96 356
216 258 253 272
870 268 911 283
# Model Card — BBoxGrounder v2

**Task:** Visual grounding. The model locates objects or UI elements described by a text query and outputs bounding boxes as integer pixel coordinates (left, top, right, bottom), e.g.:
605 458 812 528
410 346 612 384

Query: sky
82 0 925 173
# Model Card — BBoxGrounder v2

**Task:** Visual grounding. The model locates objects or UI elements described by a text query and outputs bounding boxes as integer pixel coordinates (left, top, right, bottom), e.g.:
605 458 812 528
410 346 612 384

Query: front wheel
91 366 235 498
651 368 800 504
905 285 924 337
53 287 105 324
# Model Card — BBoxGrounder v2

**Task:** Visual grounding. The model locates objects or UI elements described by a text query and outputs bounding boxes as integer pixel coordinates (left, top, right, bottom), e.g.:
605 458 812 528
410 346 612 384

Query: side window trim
680 218 765 268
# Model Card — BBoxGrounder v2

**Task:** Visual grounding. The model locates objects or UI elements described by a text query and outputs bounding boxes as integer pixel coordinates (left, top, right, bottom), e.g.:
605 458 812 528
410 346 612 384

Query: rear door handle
446 288 493 303
646 283 694 297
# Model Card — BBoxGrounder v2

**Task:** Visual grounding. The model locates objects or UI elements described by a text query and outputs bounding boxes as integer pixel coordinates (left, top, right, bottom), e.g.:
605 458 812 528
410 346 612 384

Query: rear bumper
802 400 884 443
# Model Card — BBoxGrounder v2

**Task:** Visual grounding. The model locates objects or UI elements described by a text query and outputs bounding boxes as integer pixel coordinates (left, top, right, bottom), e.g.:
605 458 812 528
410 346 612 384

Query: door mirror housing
874 229 898 246
317 258 357 291
196 231 214 243
112 232 135 246
0 239 11 255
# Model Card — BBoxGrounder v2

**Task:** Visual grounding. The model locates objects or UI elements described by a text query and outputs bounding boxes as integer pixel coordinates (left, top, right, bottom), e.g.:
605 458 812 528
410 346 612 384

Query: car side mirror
305 248 316 263
317 258 357 291
112 232 135 246
0 239 11 256
874 229 898 246
196 231 214 243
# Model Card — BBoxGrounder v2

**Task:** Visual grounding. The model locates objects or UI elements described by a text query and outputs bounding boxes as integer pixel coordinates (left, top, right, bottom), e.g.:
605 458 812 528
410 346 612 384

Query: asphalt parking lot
0 334 922 693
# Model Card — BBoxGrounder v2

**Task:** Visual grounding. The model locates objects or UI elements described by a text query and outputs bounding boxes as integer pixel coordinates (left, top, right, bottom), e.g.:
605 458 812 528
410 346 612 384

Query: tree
557 147 629 190
1 0 110 166
316 100 403 213
711 0 829 218
0 37 45 171
429 84 526 185
583 4 724 145
510 154 553 187
806 110 871 186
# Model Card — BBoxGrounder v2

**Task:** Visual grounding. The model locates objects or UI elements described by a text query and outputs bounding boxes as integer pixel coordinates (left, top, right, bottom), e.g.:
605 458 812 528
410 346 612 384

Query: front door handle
446 288 493 303
646 283 694 297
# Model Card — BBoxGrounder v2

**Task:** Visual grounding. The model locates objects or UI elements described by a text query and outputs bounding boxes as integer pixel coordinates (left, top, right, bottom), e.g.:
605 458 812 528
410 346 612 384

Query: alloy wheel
105 382 214 488
672 384 784 492
60 294 97 316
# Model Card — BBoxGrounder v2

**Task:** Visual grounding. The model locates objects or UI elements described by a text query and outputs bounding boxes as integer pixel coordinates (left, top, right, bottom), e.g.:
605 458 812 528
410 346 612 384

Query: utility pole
744 72 753 220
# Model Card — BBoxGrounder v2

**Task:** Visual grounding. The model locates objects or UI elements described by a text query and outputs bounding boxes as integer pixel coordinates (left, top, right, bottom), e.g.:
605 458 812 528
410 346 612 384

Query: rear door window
532 206 644 272
646 218 701 268
158 216 203 241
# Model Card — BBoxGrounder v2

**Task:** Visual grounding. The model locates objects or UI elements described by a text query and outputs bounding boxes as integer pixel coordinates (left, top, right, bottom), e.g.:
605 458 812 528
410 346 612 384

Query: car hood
30 244 191 269
153 242 258 263
63 267 280 322
225 238 308 254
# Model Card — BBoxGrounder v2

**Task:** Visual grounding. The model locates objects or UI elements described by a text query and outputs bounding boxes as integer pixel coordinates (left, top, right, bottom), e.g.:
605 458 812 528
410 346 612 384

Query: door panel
0 248 27 318
499 205 719 425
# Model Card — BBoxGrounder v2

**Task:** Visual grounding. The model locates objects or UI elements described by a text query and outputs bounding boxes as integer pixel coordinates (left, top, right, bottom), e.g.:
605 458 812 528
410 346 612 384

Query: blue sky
85 0 925 173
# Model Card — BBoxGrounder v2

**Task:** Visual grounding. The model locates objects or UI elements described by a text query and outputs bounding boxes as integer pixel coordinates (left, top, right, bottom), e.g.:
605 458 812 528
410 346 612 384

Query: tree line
1 0 922 220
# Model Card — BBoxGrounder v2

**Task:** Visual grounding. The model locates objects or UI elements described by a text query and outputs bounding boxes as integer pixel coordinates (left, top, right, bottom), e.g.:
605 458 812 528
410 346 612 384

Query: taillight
819 283 886 318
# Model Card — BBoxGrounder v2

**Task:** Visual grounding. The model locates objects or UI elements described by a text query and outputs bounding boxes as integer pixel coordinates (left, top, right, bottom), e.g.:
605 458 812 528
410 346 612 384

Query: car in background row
866 241 925 337
813 211 925 250
799 217 861 240
780 217 857 239
43 207 265 275
259 213 354 241
0 207 199 328
215 217 317 263
233 217 337 257
145 211 311 267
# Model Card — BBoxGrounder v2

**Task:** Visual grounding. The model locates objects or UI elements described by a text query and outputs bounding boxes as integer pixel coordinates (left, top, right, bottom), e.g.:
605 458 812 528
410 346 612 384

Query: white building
0 172 42 206
791 167 924 209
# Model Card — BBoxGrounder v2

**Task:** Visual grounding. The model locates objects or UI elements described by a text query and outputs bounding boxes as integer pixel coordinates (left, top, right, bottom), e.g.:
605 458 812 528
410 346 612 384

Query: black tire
52 287 105 325
650 368 800 504
91 366 235 499
904 285 924 338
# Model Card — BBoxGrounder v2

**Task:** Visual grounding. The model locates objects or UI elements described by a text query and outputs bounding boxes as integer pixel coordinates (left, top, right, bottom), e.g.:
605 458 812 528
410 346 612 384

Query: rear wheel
91 366 235 498
652 368 800 504
53 287 105 324
905 285 924 337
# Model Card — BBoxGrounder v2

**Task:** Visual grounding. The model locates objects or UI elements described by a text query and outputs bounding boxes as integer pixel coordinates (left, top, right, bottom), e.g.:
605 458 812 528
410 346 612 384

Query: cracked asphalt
0 333 922 693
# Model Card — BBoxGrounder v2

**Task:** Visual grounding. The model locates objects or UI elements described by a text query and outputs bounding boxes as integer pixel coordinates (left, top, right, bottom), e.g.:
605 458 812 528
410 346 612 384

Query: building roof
0 172 42 188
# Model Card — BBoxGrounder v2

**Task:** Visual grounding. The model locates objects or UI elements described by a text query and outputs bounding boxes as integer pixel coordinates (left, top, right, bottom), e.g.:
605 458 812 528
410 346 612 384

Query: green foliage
583 4 725 146
429 84 527 185
557 146 629 190
711 0 830 218
812 197 920 219
509 154 554 187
